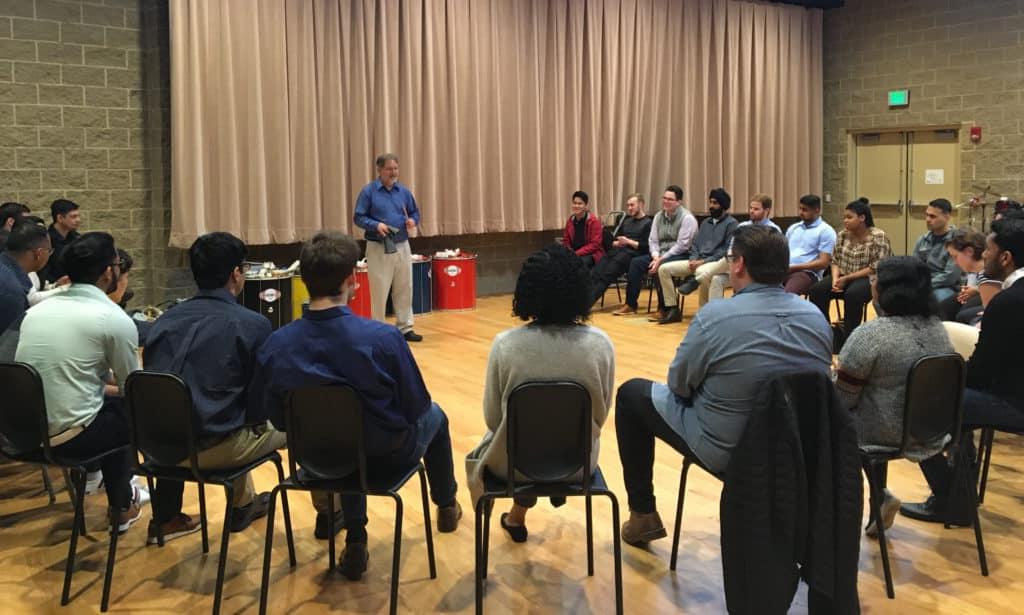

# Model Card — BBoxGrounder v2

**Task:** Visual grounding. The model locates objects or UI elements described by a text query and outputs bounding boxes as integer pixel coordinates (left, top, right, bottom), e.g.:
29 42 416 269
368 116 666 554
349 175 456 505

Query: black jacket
720 372 862 615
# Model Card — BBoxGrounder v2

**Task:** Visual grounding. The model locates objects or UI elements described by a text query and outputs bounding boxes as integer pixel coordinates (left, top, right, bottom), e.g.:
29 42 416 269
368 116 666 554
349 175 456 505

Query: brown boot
621 510 667 546
612 305 637 316
647 309 668 322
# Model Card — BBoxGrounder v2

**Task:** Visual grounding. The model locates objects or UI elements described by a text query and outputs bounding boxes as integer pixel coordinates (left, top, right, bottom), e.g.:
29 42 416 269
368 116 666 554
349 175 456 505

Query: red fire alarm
970 126 982 143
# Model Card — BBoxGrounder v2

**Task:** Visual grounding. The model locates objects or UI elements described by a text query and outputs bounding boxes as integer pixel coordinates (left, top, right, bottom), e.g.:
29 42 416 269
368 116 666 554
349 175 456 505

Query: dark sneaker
339 542 369 581
437 501 462 533
314 509 346 540
229 492 271 532
621 510 667 546
657 307 683 325
675 277 700 295
403 331 423 342
147 513 201 545
500 512 527 543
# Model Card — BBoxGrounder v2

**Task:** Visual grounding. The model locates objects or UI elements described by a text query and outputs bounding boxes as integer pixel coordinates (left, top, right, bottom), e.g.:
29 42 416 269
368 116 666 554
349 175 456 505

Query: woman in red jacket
562 190 605 267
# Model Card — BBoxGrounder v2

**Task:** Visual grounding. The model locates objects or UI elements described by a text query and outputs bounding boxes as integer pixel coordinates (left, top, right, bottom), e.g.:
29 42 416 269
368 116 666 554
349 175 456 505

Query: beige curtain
169 0 822 247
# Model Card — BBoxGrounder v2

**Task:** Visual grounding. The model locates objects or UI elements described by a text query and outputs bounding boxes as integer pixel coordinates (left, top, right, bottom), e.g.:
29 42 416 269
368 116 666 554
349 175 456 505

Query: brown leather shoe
621 510 667 546
647 309 668 322
437 501 462 533
147 513 201 545
611 305 637 316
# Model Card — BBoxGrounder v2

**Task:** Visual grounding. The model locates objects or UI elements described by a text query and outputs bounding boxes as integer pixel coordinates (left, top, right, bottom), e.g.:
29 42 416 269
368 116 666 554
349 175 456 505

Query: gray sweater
835 315 954 460
465 323 615 505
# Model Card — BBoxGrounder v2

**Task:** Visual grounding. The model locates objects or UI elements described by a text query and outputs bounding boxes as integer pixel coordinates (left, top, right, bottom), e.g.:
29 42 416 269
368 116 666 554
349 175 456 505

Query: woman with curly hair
465 244 615 542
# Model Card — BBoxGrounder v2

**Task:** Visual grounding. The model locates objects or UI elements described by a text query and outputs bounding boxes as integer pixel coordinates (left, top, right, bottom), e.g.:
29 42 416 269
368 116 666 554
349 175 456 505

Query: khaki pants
657 258 726 310
185 423 286 508
365 239 414 333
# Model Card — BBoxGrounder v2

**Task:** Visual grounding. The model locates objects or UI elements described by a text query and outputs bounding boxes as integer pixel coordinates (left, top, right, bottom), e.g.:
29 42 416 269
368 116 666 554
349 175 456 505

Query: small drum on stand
432 252 477 311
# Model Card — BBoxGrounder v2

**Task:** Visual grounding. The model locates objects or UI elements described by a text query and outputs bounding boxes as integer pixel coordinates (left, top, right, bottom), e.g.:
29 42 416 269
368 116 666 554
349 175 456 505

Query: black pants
52 397 134 511
589 248 638 305
808 276 871 337
918 389 1024 514
615 378 698 513
625 253 686 310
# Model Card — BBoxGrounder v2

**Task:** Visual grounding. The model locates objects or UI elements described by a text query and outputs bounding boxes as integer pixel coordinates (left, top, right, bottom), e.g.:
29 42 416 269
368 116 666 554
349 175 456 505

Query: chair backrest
0 362 49 454
285 386 366 490
942 321 979 361
602 210 626 252
124 371 201 470
901 353 966 452
505 381 591 493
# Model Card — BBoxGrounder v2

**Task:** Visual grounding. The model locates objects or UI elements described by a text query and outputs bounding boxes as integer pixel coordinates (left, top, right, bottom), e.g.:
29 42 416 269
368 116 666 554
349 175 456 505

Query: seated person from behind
654 188 738 324
562 190 605 268
614 226 832 545
834 256 954 537
466 244 614 542
588 193 651 306
15 232 146 531
143 232 285 544
782 194 836 295
808 198 891 341
938 229 1002 325
253 231 461 581
0 221 51 360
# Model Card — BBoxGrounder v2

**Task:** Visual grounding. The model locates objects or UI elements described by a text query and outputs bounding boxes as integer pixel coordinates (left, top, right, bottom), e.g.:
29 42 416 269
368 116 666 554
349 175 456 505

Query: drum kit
958 184 1019 231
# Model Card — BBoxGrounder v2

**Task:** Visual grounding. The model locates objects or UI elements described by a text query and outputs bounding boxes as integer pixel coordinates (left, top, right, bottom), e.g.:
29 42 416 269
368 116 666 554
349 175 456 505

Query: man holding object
353 153 423 342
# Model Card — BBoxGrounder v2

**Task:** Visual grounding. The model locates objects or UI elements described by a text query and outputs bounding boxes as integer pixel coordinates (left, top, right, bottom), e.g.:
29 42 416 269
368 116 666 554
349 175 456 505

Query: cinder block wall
822 0 1024 226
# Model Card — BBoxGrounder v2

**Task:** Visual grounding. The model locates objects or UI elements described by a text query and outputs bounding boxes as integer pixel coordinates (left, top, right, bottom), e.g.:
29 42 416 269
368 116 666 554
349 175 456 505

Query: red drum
349 265 372 318
432 253 477 311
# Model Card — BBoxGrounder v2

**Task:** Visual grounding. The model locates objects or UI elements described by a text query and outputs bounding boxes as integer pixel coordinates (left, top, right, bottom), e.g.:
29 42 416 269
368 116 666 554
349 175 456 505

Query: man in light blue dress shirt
613 225 832 546
782 194 836 295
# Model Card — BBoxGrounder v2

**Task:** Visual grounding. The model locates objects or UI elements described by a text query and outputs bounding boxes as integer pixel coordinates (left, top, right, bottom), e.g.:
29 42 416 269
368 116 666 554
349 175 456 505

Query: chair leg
327 496 337 570
100 504 121 612
481 497 492 579
212 486 234 615
585 494 594 576
474 497 487 615
418 467 436 578
198 482 209 554
670 458 693 572
61 469 88 605
966 455 989 576
605 491 624 615
271 460 295 567
388 493 404 615
259 486 280 615
147 476 165 547
863 459 894 599
41 466 56 505
978 428 995 504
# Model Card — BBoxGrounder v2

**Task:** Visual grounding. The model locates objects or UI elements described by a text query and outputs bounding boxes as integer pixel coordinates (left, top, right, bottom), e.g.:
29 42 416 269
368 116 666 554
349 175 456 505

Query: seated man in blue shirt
614 226 832 545
0 221 51 359
253 231 461 581
144 232 286 544
782 194 836 295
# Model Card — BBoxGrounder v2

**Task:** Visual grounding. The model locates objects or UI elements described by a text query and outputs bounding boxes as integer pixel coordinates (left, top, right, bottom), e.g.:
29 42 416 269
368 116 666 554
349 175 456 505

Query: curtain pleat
170 0 823 247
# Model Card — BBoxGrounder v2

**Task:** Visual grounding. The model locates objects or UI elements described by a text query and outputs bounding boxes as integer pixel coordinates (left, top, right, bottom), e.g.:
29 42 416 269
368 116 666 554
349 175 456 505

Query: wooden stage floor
0 292 1020 614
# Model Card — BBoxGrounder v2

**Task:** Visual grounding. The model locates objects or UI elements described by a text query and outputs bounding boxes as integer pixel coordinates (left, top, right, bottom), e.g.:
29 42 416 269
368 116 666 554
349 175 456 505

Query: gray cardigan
835 315 954 460
465 323 615 505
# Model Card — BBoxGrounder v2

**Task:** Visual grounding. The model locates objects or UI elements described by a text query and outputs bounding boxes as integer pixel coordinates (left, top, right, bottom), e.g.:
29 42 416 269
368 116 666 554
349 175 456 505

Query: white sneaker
132 480 151 508
84 470 104 494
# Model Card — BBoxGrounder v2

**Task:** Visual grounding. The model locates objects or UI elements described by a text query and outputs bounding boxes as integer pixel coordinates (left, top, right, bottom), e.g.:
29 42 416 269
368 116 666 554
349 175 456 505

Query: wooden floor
1 291 1021 614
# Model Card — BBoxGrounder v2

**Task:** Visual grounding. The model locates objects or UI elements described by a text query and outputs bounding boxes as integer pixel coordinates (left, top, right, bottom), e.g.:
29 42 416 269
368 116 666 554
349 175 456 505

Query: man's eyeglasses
725 253 739 262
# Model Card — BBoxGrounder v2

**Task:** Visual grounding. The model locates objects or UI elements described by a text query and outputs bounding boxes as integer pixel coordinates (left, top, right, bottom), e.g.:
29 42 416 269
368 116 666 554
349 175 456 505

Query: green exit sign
888 89 910 107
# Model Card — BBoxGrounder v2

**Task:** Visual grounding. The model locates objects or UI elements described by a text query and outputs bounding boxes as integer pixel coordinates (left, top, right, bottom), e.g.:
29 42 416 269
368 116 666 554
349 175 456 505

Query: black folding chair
0 361 127 610
669 453 724 571
975 426 1024 504
259 385 436 615
123 371 292 615
859 354 987 599
474 381 623 615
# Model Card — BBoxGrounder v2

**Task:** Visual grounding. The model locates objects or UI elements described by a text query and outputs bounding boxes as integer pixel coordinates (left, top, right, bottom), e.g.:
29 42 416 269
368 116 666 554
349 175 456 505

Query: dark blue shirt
353 179 420 243
253 305 432 454
0 253 31 332
143 288 272 439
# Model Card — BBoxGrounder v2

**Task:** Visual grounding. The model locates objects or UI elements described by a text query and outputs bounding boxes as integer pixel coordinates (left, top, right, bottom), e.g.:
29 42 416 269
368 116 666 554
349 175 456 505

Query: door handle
897 199 903 215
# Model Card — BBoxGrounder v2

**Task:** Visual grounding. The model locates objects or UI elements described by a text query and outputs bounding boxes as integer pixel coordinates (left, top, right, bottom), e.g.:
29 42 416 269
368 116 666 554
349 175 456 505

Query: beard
709 207 724 219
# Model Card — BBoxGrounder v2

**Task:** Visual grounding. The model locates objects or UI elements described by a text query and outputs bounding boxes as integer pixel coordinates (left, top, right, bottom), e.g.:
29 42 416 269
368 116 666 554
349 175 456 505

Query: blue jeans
918 389 1024 509
932 286 956 304
337 403 458 536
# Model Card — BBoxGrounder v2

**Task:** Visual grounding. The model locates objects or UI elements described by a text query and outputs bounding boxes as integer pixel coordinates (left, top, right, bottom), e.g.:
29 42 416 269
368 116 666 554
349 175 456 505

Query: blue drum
412 256 432 314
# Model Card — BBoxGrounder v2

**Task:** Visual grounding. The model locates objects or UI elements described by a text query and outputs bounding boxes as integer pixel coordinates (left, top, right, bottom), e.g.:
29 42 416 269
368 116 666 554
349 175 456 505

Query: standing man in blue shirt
353 153 423 342
253 231 461 581
143 232 285 544
613 226 832 545
782 194 836 295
